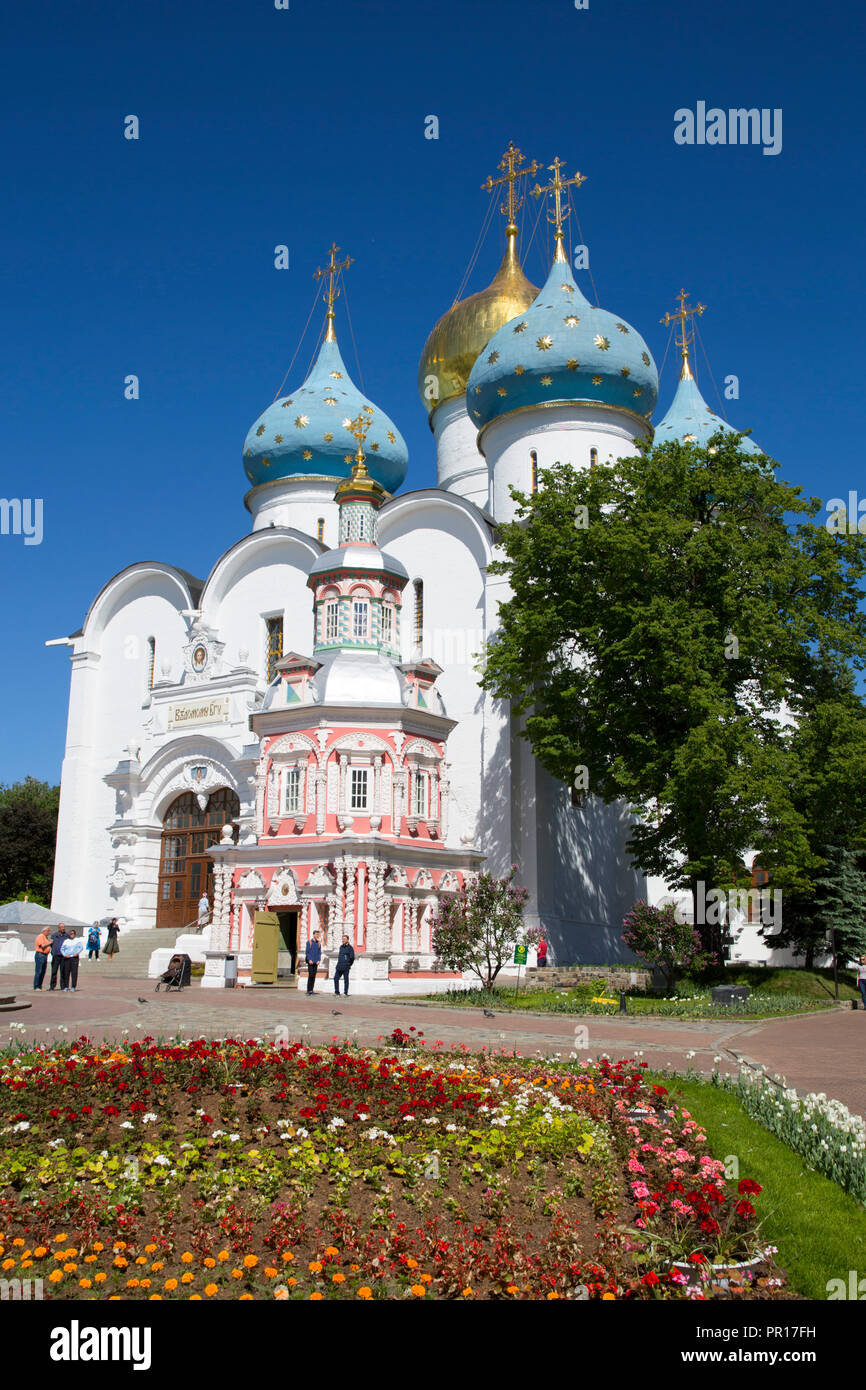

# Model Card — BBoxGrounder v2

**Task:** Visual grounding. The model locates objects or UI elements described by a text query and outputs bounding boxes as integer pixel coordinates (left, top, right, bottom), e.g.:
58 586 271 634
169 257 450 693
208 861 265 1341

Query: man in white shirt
198 893 210 929
60 929 86 992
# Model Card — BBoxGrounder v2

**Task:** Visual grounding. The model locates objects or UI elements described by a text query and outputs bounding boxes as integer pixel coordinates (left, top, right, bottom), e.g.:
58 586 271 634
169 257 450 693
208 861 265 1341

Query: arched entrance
156 789 240 929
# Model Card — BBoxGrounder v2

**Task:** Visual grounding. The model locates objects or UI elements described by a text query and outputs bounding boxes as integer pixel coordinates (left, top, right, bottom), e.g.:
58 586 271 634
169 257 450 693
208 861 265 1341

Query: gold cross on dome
346 405 374 470
481 141 541 233
532 157 587 249
314 242 354 341
661 288 706 378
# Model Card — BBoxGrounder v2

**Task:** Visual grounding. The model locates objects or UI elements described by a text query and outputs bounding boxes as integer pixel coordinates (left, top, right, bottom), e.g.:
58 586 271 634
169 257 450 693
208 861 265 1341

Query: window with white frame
352 599 369 640
380 603 394 646
283 767 301 815
412 770 427 817
350 767 368 811
325 601 339 642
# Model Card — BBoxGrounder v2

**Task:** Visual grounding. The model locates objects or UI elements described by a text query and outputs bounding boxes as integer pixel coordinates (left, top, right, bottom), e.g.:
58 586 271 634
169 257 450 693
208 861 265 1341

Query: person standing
33 928 51 991
60 929 85 992
537 936 548 968
104 919 120 961
858 955 866 1010
304 930 322 995
49 926 67 990
197 893 210 929
334 935 355 996
86 923 101 960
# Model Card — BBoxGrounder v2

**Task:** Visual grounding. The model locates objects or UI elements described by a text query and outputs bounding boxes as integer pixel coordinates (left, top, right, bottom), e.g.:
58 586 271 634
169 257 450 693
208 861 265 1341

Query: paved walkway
2 962 863 1118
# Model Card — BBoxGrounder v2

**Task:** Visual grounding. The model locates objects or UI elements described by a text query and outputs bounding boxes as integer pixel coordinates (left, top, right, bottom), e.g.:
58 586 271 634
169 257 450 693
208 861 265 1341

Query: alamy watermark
0 498 42 545
674 103 782 156
658 882 782 930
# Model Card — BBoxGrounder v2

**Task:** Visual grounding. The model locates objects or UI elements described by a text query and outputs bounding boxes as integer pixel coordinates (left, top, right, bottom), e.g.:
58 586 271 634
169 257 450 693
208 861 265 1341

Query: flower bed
711 1066 866 1204
0 1035 787 1300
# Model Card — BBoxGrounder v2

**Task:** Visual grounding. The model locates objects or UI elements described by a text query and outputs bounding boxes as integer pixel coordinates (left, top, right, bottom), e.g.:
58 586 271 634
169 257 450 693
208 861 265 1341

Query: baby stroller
155 953 192 992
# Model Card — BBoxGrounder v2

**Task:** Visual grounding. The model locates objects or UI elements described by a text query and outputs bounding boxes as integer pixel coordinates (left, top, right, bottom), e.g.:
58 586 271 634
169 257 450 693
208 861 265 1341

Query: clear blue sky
1 0 862 785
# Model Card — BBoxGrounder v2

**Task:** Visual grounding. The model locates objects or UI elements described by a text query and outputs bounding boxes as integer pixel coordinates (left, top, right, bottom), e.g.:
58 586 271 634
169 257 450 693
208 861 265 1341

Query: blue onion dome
243 332 408 494
466 250 659 433
654 361 763 454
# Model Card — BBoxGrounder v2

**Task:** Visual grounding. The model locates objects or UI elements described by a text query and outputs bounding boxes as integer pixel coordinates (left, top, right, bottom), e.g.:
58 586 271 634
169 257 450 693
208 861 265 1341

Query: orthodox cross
531 157 587 248
346 405 374 471
315 242 353 341
661 288 706 376
481 141 541 233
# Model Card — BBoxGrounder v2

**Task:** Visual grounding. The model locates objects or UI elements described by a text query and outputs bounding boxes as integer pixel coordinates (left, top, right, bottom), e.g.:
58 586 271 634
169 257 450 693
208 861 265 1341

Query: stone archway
156 788 240 929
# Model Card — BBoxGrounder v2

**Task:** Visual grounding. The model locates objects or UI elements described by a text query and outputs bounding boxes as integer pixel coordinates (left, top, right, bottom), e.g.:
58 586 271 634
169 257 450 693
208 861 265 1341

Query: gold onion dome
417 230 538 420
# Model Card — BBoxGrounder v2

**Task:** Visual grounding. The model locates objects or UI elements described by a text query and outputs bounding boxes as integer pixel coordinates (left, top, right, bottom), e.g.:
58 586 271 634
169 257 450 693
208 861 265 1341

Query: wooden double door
156 789 239 930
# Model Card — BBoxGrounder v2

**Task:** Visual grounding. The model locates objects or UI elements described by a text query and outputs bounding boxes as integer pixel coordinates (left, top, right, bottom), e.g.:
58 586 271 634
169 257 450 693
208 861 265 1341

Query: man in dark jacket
49 927 66 991
334 935 355 996
304 931 322 995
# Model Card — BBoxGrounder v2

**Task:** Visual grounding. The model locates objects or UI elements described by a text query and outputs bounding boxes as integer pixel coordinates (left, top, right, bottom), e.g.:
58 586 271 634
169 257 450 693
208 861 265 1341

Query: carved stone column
315 770 325 835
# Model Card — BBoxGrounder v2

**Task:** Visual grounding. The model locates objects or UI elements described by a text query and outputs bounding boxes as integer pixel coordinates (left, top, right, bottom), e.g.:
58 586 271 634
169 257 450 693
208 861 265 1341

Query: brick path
2 962 862 1118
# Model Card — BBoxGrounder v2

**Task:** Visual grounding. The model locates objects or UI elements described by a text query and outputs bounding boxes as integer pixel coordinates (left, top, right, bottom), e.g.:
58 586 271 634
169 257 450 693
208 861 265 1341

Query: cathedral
49 146 771 990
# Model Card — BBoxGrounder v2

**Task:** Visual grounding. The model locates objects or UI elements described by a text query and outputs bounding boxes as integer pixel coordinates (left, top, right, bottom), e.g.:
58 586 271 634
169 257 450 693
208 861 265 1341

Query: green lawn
649 1074 866 1299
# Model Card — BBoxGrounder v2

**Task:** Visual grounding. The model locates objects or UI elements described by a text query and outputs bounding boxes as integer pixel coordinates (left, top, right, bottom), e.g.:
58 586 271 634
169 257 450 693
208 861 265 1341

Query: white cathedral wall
52 582 192 924
201 535 319 679
431 397 489 508
246 478 341 544
479 403 651 522
379 494 490 853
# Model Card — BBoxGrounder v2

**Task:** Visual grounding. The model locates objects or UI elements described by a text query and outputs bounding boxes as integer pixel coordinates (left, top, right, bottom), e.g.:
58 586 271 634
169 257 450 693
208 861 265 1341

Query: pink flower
632 1183 650 1199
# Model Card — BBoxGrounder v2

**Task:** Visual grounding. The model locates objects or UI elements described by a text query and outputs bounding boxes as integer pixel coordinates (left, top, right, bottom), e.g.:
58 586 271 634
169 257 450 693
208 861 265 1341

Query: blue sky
1 0 862 784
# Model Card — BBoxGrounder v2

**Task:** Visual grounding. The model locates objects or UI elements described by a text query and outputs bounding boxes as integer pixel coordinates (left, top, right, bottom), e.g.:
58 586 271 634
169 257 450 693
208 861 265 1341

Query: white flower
296 1127 309 1139
211 1129 226 1139
153 1155 170 1166
120 1121 134 1130
228 1133 241 1143
142 1113 158 1124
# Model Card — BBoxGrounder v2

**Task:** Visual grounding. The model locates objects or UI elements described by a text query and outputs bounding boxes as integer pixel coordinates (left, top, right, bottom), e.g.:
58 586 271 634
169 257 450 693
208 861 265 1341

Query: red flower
737 1179 762 1196
641 1272 660 1285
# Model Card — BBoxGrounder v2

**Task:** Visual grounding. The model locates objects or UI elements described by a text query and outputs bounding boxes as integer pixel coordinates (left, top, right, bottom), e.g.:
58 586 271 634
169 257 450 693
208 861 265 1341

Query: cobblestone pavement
2 962 862 1117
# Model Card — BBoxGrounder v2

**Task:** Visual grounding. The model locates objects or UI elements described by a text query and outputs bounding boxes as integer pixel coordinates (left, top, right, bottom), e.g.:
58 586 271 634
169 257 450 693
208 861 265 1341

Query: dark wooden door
156 789 239 929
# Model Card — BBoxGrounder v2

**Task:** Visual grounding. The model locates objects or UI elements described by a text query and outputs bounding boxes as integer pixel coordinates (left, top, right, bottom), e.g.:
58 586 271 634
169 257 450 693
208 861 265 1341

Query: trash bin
225 954 237 989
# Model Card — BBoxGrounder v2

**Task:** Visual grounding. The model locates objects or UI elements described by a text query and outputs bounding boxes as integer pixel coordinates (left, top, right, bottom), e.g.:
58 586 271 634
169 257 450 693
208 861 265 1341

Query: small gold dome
418 232 538 419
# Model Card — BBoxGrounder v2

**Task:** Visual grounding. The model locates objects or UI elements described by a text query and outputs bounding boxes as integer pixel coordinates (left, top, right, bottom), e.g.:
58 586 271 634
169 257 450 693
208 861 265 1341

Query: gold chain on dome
531 157 587 262
661 289 707 380
481 141 542 236
314 242 354 343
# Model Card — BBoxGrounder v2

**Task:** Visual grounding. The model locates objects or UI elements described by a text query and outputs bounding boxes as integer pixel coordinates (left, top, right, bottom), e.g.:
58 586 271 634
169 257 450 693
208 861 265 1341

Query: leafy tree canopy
0 777 61 906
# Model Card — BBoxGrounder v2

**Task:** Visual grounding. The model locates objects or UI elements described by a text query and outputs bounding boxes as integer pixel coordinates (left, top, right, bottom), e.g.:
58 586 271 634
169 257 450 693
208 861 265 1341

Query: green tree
622 899 714 993
481 434 866 948
431 867 531 989
0 777 61 905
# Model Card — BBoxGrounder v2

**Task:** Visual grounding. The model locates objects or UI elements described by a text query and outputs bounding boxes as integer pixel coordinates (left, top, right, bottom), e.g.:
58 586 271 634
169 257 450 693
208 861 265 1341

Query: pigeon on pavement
483 1009 495 1018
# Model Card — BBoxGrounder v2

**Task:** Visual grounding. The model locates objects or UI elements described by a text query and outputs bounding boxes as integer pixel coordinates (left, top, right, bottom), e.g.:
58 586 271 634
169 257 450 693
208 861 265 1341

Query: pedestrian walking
33 928 51 991
86 923 101 960
49 926 67 990
537 936 548 968
60 929 85 992
858 955 866 1010
304 930 322 995
198 893 210 929
104 919 120 960
334 935 355 996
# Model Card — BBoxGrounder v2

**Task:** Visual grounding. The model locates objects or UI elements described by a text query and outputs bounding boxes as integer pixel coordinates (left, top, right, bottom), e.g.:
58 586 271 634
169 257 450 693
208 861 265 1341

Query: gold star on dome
633 387 643 397
472 409 481 419
616 323 629 334
330 371 343 380
540 375 553 386
514 365 525 374
324 396 337 406
564 315 579 327
281 398 293 407
641 351 651 366
244 448 252 457
344 453 353 463
620 368 630 378
387 430 396 442
488 350 500 364
262 456 271 467
566 359 579 371
255 424 265 436
513 321 527 334
295 415 309 428
497 387 507 396
561 283 574 294
274 433 283 443
683 433 696 442
342 418 353 429
370 442 379 451
246 470 252 480
592 375 603 385
536 335 553 351
324 432 333 442
474 386 481 394
302 449 313 460
594 335 610 351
